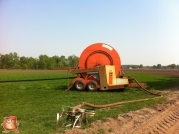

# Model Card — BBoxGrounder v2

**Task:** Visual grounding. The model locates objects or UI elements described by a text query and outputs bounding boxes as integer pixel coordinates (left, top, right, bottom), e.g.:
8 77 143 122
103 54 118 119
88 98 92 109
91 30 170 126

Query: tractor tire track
128 93 179 134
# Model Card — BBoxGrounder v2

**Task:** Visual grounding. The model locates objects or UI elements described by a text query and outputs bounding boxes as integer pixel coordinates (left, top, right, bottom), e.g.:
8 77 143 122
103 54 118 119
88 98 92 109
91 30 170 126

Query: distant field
0 69 178 133
123 69 179 76
123 69 179 90
1 68 179 75
0 69 67 73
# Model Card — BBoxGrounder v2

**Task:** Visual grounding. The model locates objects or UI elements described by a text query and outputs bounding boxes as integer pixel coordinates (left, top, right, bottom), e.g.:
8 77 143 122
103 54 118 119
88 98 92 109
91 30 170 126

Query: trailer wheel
75 80 86 90
87 80 98 91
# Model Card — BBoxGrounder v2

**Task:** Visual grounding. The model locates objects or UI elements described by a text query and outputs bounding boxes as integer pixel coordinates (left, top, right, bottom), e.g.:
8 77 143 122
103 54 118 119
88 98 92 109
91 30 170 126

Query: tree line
123 64 179 69
0 52 79 69
0 52 178 70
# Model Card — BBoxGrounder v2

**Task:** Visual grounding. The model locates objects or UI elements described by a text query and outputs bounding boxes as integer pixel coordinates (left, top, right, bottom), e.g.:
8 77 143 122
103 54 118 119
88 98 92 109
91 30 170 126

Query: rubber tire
87 80 98 91
75 80 86 90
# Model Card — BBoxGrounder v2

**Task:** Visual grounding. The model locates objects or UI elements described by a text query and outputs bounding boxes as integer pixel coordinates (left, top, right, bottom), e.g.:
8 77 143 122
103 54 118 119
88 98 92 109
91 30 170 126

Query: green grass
125 72 179 90
0 71 178 134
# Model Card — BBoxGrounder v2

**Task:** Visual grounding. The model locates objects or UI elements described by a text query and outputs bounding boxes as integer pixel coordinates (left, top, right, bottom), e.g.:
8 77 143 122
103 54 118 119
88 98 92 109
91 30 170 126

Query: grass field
0 70 178 134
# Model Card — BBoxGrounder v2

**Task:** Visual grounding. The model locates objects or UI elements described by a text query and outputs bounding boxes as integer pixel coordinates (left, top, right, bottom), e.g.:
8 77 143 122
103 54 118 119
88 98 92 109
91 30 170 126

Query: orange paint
78 43 121 76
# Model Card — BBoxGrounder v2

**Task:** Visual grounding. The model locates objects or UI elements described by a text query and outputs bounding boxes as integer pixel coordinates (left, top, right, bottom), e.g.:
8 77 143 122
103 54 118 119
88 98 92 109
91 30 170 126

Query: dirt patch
63 88 179 134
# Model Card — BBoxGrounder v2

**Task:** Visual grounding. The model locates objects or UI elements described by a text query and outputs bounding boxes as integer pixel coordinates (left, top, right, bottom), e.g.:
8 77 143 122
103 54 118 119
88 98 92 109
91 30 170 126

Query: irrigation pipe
72 77 162 110
72 96 162 110
131 77 161 96
0 77 76 83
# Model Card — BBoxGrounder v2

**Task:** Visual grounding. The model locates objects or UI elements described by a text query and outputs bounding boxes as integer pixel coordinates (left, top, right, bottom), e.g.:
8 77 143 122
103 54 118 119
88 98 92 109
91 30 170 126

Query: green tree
153 65 157 69
52 55 60 68
157 64 162 69
1 52 20 69
28 57 38 69
59 55 68 67
139 64 143 68
0 54 6 69
12 52 20 69
168 64 176 69
20 56 28 69
38 55 48 69
67 55 79 67
46 57 56 69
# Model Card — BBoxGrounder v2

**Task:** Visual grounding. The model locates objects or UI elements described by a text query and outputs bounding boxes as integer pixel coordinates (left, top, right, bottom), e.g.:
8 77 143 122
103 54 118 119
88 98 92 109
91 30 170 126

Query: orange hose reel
78 43 121 76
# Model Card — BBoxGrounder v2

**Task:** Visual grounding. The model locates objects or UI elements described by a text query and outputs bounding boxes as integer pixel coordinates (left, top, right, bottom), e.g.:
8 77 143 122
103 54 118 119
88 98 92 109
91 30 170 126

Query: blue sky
0 0 179 66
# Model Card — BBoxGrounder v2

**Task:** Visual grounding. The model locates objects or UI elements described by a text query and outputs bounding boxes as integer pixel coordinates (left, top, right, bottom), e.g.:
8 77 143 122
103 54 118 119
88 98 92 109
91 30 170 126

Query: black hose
131 77 161 96
73 96 162 109
0 77 76 83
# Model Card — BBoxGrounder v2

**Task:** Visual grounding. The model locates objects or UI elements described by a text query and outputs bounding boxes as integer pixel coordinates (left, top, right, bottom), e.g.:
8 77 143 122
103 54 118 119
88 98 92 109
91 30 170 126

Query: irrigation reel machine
57 43 161 129
67 43 147 91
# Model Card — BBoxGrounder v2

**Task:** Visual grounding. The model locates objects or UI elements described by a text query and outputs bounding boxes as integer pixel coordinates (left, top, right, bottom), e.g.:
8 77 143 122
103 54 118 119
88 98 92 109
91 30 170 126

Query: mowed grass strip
0 70 178 134
124 71 179 90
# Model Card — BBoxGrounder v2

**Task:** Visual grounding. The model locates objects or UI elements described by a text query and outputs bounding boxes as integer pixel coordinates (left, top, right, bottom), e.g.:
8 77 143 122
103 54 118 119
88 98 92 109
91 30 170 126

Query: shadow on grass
55 84 126 93
145 76 179 90
54 84 88 92
55 85 68 91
